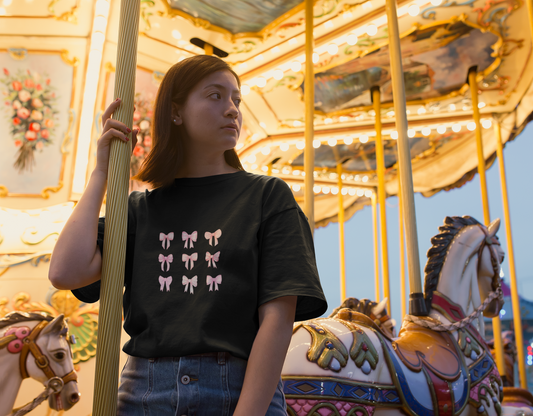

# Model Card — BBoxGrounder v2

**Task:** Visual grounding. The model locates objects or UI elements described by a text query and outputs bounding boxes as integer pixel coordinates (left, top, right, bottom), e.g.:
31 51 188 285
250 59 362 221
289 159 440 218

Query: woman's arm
234 295 297 416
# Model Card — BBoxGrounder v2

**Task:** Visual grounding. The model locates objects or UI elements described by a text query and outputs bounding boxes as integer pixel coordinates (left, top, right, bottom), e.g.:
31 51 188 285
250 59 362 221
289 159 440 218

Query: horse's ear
487 218 501 238
40 314 65 336
372 298 388 316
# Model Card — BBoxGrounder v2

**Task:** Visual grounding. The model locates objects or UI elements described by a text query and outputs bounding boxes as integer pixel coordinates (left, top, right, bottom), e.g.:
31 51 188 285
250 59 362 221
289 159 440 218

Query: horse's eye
54 352 65 360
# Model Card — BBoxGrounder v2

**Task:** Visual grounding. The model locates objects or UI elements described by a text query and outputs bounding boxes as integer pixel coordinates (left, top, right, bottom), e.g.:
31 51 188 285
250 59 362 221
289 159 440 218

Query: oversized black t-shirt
72 171 327 359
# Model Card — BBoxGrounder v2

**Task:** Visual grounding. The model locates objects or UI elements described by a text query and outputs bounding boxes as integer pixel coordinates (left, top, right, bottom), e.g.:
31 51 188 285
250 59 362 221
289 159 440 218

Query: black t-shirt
72 171 327 359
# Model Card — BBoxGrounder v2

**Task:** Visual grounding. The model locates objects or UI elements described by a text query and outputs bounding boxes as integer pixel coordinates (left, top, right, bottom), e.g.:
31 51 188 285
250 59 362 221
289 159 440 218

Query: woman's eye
235 99 242 107
210 92 221 99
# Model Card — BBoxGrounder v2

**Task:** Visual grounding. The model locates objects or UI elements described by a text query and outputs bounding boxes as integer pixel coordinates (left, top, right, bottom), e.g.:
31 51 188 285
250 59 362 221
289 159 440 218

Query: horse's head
26 314 80 411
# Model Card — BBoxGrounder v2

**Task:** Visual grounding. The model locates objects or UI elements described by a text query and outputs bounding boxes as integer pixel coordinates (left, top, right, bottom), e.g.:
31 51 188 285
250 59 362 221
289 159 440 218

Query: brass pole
494 116 527 388
204 43 213 55
93 0 140 414
267 162 272 177
337 162 346 302
304 0 315 233
468 68 506 378
385 0 425 315
527 0 533 50
398 175 407 318
371 192 380 302
372 87 391 313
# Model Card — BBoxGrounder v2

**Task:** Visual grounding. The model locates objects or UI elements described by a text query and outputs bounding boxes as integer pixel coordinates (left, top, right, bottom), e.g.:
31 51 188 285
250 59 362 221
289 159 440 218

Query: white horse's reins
404 225 504 332
9 320 77 416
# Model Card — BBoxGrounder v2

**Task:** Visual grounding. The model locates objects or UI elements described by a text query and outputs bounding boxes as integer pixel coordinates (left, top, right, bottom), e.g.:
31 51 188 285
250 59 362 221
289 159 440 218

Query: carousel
0 0 532 415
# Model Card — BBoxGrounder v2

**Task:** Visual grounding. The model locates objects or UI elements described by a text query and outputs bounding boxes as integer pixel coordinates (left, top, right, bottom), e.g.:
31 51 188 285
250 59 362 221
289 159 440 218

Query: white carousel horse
0 312 80 416
282 216 515 416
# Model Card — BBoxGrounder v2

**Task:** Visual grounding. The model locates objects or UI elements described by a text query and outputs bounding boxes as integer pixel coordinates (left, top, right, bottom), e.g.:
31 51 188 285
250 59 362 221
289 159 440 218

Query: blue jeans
117 352 287 416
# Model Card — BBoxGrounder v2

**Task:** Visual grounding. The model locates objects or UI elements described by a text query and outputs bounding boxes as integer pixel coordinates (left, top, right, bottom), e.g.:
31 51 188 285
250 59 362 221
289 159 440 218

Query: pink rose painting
1 67 58 172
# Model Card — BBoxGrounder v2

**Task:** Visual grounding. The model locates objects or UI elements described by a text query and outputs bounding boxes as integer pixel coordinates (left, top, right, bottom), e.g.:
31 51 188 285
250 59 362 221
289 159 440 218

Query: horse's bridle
19 320 77 393
476 225 503 294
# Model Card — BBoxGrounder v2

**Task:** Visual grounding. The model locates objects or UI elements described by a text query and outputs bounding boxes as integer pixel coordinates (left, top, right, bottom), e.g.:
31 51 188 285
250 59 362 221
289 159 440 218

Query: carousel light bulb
322 186 331 194
363 1 372 9
273 69 284 80
467 121 476 131
359 135 369 143
171 29 182 40
327 44 339 55
356 189 365 196
293 120 302 127
452 124 461 132
437 125 446 134
255 77 266 88
365 190 373 197
259 122 266 129
328 137 337 146
261 146 271 155
478 102 486 109
417 107 427 115
422 127 431 136
390 131 398 140
247 154 257 164
313 140 321 148
324 118 333 124
342 188 348 195
0 6 5 14
241 85 250 95
242 163 249 170
348 188 356 196
252 133 260 140
408 129 416 138
251 163 258 170
408 4 420 16
93 15 108 32
91 31 106 51
293 184 301 192
262 166 268 172
280 143 289 151
343 12 353 19
431 0 442 5
325 21 334 29
366 24 378 36
95 0 110 18
347 34 358 45
362 175 369 182
449 104 456 111
296 141 305 149
236 143 244 150
482 119 492 129
239 62 248 70
291 61 302 72
340 116 348 122
271 46 280 54
293 170 301 175
312 53 319 64
289 38 298 45
3 0 12 5
254 54 264 61
313 185 321 193
344 137 354 145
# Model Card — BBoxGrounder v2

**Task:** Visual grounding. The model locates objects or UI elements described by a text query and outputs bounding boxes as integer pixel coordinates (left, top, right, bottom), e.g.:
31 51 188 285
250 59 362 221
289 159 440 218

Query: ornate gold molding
41 181 64 199
20 227 59 246
60 49 80 67
2 0 79 23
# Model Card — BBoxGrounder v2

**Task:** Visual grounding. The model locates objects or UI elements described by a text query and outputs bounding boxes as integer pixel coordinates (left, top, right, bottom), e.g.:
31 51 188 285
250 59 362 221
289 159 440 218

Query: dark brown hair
133 55 244 188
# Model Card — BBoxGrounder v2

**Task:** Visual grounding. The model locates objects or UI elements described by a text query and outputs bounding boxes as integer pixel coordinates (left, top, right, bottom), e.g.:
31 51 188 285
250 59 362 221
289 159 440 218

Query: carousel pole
304 0 315 233
371 87 391 313
371 191 380 301
398 175 407 318
385 0 426 315
527 0 533 49
494 116 527 388
468 68 506 378
337 161 347 302
92 0 141 415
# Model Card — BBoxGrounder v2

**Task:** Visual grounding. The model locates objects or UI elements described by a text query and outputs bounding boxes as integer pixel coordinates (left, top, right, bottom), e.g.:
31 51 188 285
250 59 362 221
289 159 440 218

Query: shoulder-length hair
133 55 244 189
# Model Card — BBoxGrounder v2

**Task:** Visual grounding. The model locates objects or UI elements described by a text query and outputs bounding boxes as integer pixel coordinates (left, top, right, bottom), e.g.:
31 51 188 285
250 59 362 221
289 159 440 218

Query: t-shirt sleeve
71 194 137 304
257 205 328 322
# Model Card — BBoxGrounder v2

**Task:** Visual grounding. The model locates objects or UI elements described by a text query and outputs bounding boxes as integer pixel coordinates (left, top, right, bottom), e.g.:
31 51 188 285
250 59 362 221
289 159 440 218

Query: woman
49 55 327 416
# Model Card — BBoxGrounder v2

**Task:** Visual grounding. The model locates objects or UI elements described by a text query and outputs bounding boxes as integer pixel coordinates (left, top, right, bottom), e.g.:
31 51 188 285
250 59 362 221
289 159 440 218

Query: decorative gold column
468 67 506 378
371 192 380 302
204 43 213 55
337 162 346 302
385 0 425 315
372 87 391 314
398 175 407 318
527 0 533 51
494 117 527 388
92 1 141 415
304 0 315 233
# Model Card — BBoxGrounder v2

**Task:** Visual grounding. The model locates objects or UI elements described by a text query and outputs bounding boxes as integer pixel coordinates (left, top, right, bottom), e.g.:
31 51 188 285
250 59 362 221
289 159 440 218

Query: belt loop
217 352 226 365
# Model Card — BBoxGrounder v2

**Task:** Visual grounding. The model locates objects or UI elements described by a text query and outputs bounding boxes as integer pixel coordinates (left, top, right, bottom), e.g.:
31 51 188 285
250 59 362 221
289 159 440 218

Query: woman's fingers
103 118 131 136
101 98 122 129
98 127 129 144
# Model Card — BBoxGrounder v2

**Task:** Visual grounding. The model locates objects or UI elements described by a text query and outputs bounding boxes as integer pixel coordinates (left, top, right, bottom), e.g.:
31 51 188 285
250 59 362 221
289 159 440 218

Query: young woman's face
173 69 242 153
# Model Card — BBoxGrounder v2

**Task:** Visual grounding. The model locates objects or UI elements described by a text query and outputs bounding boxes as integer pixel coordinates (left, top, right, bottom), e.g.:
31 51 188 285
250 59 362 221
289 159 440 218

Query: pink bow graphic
160 232 174 249
206 275 222 291
205 229 222 246
205 251 220 268
182 231 198 249
182 275 197 294
159 276 173 292
182 253 198 270
158 254 173 271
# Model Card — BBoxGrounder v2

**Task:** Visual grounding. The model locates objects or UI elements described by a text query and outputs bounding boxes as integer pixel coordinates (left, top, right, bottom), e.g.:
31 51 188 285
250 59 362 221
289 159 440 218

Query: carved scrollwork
20 227 59 246
301 321 349 372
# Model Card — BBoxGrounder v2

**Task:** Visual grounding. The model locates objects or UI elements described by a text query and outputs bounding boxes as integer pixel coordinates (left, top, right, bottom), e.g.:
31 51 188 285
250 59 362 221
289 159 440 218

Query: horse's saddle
392 320 461 380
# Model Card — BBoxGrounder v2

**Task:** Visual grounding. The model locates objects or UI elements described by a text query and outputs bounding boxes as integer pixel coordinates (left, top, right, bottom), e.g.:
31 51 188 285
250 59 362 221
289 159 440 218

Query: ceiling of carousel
0 0 532 226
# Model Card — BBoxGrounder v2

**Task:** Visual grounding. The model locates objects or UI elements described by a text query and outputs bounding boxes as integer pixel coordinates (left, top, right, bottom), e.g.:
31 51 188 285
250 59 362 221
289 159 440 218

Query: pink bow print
160 232 174 249
182 253 198 270
182 231 198 249
205 229 222 246
182 275 198 294
158 254 173 271
205 251 220 268
159 276 173 292
206 275 222 291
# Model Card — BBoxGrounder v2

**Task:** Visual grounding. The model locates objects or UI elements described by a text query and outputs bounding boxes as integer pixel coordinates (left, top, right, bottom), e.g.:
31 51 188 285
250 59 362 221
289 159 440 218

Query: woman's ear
171 101 183 126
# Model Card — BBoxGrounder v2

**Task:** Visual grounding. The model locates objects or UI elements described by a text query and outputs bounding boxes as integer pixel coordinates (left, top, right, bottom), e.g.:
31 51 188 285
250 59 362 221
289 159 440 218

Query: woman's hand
94 98 139 179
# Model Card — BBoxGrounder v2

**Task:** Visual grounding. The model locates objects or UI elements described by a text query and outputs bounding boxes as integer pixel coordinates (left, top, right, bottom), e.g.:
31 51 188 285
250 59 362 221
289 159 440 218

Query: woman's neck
175 150 239 179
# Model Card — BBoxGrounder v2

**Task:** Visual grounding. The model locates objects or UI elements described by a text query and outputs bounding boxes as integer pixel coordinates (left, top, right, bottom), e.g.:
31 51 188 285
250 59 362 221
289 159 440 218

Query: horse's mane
0 311 54 330
328 297 381 318
424 216 481 310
